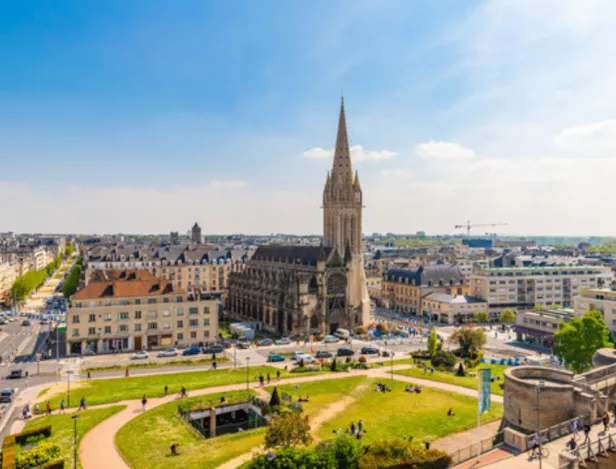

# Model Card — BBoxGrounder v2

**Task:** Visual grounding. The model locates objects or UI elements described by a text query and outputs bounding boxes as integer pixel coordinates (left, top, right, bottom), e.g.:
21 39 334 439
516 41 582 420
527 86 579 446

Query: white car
323 335 340 344
295 353 315 364
275 337 291 345
131 350 149 360
157 348 178 358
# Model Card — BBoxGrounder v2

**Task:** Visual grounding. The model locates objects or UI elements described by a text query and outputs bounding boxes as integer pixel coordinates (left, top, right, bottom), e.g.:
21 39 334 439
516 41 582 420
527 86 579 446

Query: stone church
226 99 370 335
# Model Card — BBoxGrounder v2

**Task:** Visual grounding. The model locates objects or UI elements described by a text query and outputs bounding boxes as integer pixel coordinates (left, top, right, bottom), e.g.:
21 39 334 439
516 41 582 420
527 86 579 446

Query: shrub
357 439 452 469
456 362 466 377
2 435 17 469
330 358 338 372
359 356 367 363
15 425 52 445
317 434 363 469
246 447 334 469
269 387 281 407
17 441 61 469
33 458 64 469
265 413 312 449
430 351 456 369
345 356 351 364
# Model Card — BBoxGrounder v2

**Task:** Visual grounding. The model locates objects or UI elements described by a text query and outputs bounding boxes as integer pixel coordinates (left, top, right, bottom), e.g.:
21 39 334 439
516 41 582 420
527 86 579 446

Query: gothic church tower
323 98 370 325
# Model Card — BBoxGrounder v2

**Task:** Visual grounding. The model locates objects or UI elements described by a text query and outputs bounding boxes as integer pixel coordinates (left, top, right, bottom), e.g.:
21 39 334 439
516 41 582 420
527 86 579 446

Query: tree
533 305 547 311
473 311 490 324
265 413 312 449
63 262 82 298
431 351 456 369
316 434 363 469
551 304 563 309
553 310 613 373
450 326 487 356
330 358 337 372
427 328 438 357
269 387 281 407
456 362 466 377
373 250 382 260
499 309 516 323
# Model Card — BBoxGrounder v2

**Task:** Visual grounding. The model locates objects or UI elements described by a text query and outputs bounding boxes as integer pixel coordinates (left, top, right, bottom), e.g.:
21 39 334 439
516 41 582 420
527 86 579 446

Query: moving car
333 328 351 340
275 337 291 345
257 339 273 347
336 348 355 357
236 341 251 349
131 350 149 360
182 346 201 356
323 335 339 344
315 351 333 359
21 320 31 326
6 369 23 379
157 348 178 357
203 344 224 354
360 347 379 355
267 353 285 363
0 389 14 403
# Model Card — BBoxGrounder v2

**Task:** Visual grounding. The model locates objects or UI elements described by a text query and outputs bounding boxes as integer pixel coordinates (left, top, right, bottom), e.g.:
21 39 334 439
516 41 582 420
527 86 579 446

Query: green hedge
15 425 52 445
38 459 64 469
1 425 54 469
62 259 82 298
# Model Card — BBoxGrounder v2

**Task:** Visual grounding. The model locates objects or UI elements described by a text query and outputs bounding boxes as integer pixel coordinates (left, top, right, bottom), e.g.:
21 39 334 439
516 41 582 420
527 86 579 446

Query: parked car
323 335 340 344
157 348 178 358
333 328 351 340
291 351 305 361
6 369 23 379
0 319 8 325
182 346 201 356
267 353 286 363
131 350 149 360
360 347 379 355
203 344 224 354
236 341 251 349
21 320 31 327
257 339 273 347
295 353 315 364
0 388 14 403
315 351 333 359
275 337 291 345
336 348 355 357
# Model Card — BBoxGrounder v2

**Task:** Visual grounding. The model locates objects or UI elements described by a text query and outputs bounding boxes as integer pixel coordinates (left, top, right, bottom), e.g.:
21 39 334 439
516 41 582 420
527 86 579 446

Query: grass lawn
116 390 264 469
394 364 508 396
84 357 230 373
38 366 319 409
316 378 503 444
267 376 368 416
23 406 125 469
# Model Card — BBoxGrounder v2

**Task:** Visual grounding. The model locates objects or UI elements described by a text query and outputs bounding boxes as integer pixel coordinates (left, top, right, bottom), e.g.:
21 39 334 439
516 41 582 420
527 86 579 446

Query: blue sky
2 1 616 235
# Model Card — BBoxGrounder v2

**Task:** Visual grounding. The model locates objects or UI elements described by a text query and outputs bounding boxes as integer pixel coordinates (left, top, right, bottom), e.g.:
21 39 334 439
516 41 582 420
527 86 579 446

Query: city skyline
2 1 616 236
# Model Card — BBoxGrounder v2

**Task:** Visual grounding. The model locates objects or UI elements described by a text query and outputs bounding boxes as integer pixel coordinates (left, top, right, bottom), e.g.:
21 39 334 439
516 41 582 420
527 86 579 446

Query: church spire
331 97 353 184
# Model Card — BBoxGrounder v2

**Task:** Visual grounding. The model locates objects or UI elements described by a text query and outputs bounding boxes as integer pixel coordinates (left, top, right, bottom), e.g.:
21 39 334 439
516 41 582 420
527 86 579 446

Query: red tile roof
74 269 185 299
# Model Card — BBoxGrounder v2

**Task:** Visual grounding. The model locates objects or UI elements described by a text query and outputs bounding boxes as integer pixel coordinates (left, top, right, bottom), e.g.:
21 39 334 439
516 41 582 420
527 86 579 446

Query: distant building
513 307 575 348
67 269 218 355
170 232 179 244
455 257 490 281
462 238 493 249
381 265 468 318
573 286 616 336
191 223 202 244
470 265 612 311
421 292 488 325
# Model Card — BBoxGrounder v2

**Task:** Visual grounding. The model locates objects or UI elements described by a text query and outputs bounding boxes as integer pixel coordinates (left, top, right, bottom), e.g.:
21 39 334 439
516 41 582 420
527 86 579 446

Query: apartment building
0 261 18 305
470 265 613 312
513 307 574 348
421 292 488 325
573 287 616 335
382 264 468 317
66 269 218 355
455 258 490 281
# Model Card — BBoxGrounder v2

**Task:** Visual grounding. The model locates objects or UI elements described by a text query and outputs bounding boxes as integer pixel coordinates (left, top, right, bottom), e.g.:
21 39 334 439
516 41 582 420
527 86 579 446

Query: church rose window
327 273 346 295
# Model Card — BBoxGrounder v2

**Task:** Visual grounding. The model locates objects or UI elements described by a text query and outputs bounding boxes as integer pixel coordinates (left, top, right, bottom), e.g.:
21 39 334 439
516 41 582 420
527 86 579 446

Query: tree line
10 252 65 303
62 257 83 298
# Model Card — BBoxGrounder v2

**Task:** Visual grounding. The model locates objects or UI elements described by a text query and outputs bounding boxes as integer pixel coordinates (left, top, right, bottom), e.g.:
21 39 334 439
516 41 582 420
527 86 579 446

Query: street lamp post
536 379 545 469
246 357 250 396
67 370 74 408
390 349 394 381
71 414 79 469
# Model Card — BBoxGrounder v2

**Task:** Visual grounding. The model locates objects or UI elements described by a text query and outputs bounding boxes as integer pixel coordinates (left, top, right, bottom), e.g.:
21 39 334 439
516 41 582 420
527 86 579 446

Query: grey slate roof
252 245 332 266
385 264 464 286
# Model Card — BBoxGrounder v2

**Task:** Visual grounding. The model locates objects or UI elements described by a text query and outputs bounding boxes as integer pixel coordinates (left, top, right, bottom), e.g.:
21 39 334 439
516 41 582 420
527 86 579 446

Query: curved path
58 365 502 469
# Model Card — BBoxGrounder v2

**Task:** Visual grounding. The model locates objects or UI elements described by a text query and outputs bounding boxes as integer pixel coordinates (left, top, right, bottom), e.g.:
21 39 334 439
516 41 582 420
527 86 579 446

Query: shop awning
513 325 553 338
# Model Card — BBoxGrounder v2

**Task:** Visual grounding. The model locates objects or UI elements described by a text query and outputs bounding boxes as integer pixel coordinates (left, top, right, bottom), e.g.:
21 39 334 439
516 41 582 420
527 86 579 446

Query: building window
147 322 158 330
147 298 156 304
104 314 112 321
176 296 183 303
203 318 210 326
204 307 210 314
147 311 157 319
177 308 183 316
119 312 129 320
88 327 96 335
204 331 210 338
177 332 184 341
72 315 80 324
72 329 79 337
88 314 96 323
189 319 198 327
104 326 111 334
189 307 198 315
118 324 128 333
135 311 142 319
177 320 184 328
135 299 141 305
163 297 169 303
190 331 197 339
163 310 170 317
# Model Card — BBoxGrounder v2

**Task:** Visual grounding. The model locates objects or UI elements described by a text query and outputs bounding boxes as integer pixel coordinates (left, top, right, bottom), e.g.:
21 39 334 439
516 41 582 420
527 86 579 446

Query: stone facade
226 99 370 336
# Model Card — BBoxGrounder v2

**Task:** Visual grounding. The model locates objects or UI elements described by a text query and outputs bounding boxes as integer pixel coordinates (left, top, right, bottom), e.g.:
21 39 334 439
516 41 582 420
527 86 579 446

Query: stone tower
323 98 370 325
323 98 363 255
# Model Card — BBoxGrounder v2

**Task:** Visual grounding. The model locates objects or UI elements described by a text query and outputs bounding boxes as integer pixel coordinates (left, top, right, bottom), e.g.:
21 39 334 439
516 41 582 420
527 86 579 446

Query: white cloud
380 169 411 177
303 145 396 163
415 141 477 160
554 119 616 153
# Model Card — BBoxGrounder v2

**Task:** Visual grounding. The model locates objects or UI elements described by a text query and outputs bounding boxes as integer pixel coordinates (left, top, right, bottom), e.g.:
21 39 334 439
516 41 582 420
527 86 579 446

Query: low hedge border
1 425 58 469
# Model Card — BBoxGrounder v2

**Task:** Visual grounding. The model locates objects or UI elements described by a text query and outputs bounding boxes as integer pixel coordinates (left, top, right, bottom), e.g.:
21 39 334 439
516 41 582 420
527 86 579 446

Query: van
333 328 350 339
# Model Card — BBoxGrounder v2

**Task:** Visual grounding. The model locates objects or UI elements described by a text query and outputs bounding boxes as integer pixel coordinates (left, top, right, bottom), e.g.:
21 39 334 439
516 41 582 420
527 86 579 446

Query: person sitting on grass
415 386 422 394
447 408 455 416
170 443 179 456
405 385 415 393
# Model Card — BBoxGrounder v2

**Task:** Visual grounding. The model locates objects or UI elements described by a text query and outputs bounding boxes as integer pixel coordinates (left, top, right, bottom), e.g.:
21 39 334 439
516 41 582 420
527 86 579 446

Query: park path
11 364 505 469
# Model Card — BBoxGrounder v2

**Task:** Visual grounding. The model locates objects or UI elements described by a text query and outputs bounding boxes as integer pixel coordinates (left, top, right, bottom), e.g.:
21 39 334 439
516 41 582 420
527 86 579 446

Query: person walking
46 401 51 415
567 437 577 452
164 385 168 395
79 396 87 411
180 386 187 398
350 422 356 435
583 424 591 444
125 367 130 377
276 370 280 381
141 395 147 412
60 400 65 413
266 373 271 384
572 418 579 440
358 419 363 433
259 375 264 387
603 412 610 432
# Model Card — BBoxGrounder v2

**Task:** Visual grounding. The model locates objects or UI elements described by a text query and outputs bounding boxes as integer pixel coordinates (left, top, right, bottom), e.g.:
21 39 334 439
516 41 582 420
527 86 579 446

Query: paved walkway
11 364 504 469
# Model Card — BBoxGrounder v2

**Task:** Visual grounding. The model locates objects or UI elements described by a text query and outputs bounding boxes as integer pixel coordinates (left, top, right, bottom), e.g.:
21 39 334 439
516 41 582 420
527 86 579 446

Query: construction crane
454 220 508 238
